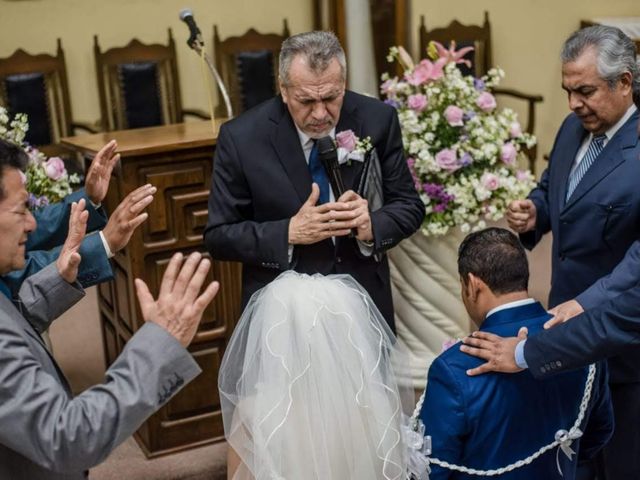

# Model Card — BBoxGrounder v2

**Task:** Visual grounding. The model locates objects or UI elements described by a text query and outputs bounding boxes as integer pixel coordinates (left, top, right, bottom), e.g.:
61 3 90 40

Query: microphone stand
185 37 234 119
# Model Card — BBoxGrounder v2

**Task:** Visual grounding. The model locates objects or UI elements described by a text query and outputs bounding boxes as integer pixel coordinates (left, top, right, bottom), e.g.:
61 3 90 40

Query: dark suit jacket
204 91 424 329
526 287 640 379
521 109 640 383
421 302 613 480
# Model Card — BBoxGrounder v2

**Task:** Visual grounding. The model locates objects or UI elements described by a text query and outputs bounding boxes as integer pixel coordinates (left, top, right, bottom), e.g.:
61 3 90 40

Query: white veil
219 272 410 480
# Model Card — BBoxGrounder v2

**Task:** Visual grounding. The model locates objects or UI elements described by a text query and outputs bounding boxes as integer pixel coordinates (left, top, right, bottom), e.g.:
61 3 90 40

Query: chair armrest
71 121 101 134
492 87 543 103
182 108 211 120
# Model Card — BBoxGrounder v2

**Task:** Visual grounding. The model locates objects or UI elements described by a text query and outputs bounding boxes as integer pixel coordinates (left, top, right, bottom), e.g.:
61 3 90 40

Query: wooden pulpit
62 120 242 457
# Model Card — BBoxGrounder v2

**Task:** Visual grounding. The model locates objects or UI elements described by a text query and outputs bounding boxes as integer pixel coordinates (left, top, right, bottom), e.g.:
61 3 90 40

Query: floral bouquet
381 42 537 236
0 106 80 210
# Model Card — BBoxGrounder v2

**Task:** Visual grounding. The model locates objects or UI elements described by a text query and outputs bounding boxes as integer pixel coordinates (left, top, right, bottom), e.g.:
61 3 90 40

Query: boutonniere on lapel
336 129 372 166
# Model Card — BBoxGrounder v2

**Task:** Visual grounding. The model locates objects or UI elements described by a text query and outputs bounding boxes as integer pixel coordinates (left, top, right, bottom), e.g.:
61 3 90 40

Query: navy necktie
566 134 606 202
308 140 330 204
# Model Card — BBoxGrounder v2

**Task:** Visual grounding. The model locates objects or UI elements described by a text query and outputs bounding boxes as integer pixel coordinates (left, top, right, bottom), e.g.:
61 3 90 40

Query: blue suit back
419 302 612 480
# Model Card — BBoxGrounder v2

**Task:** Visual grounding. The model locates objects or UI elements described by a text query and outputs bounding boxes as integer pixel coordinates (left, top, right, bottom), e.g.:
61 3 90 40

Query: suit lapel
336 93 365 192
269 97 313 203
564 111 639 211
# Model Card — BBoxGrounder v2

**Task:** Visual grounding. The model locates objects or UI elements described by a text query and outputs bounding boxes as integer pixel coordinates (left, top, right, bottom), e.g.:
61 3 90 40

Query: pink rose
380 79 396 96
500 143 517 166
336 130 357 153
407 94 428 112
444 105 464 126
481 172 500 190
509 122 522 138
435 148 460 172
516 170 530 182
476 92 497 112
44 157 66 181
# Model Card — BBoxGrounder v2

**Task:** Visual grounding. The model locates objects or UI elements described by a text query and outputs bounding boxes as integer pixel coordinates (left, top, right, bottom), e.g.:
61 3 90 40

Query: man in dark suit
204 31 424 330
421 228 612 480
504 25 640 478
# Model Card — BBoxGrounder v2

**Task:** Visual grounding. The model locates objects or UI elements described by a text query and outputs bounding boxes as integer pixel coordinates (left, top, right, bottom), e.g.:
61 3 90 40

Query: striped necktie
565 134 607 202
308 139 330 204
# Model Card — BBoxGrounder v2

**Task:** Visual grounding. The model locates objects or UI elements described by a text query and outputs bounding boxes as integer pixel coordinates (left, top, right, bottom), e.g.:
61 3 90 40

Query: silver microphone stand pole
187 38 234 119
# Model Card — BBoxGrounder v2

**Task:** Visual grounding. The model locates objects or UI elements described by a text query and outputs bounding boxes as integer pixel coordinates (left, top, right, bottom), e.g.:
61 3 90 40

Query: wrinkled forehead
0 168 28 207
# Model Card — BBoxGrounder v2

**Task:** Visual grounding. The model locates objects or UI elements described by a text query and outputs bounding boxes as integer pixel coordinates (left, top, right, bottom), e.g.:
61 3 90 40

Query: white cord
408 363 597 477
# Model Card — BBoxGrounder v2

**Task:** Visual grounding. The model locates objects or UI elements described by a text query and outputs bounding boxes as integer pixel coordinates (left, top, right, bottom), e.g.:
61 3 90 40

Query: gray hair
561 25 640 106
279 31 346 86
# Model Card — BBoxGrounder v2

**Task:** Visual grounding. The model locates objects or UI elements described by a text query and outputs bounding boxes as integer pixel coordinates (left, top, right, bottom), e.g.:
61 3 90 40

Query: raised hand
337 190 373 242
102 184 156 253
85 140 120 205
545 299 584 329
134 252 220 347
56 199 89 283
506 199 537 233
459 326 528 376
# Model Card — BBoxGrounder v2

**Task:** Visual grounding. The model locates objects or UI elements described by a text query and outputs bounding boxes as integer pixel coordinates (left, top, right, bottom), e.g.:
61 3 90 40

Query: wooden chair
94 29 208 131
213 20 290 116
0 39 96 157
419 12 543 171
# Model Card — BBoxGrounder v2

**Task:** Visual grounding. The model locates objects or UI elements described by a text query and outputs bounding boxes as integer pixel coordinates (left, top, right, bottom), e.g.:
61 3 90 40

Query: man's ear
467 273 483 302
280 81 288 103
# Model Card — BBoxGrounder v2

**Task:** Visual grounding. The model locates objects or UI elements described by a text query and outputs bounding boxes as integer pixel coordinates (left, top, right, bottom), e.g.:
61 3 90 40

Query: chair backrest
419 11 492 77
0 39 74 149
94 29 183 131
213 20 290 115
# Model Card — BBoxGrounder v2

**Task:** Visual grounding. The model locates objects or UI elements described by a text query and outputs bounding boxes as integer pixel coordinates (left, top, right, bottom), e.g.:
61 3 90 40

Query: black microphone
317 136 356 238
179 8 203 48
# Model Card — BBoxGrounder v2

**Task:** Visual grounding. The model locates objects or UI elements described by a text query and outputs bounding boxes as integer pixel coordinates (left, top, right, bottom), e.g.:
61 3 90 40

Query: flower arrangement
0 106 80 209
381 42 537 236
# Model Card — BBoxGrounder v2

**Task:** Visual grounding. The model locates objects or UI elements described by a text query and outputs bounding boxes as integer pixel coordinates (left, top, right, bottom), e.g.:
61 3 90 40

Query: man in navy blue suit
421 228 612 480
504 25 640 478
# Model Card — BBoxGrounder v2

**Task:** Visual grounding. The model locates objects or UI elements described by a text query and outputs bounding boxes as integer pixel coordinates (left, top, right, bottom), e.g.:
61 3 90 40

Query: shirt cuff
287 244 294 265
99 231 115 258
357 239 374 257
515 339 528 369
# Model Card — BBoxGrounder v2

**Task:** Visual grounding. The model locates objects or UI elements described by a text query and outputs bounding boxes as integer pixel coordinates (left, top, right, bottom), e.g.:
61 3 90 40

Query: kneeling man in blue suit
419 228 613 479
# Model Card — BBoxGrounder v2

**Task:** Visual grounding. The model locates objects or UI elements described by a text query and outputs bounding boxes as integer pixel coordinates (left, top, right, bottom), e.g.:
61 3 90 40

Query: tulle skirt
219 271 409 480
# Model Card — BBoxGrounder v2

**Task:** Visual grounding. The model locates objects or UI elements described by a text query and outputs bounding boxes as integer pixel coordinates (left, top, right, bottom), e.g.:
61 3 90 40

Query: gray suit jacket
0 264 201 479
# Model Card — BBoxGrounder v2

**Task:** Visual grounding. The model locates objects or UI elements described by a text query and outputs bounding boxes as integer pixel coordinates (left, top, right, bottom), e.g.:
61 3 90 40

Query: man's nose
25 210 36 233
568 92 583 111
311 101 328 119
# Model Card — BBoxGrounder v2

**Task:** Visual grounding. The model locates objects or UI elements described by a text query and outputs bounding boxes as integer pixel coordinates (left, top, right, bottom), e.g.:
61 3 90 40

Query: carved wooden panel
76 130 242 457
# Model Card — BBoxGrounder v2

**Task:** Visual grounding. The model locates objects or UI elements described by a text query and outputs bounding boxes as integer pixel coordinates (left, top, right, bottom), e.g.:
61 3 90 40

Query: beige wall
410 0 640 171
0 0 312 126
1 0 638 170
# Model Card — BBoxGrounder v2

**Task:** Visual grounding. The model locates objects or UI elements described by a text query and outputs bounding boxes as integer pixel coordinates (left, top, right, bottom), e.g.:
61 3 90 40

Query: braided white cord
409 363 597 476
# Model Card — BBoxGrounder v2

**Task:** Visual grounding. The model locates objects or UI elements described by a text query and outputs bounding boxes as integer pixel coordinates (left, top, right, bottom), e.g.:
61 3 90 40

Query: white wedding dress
219 272 410 480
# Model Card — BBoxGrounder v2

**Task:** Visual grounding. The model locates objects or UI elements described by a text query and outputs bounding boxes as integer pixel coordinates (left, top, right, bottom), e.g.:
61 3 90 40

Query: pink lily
433 40 474 68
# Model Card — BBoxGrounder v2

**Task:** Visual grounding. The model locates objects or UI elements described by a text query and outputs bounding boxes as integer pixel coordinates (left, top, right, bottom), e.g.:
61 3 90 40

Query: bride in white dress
219 272 410 479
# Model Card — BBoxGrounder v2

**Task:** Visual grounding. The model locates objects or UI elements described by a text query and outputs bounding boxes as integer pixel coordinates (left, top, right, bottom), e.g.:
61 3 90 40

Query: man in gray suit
0 140 220 478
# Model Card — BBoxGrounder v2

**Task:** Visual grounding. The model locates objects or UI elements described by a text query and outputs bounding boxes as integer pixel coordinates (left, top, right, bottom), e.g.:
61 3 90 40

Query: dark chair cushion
236 51 275 111
118 62 163 129
5 73 52 146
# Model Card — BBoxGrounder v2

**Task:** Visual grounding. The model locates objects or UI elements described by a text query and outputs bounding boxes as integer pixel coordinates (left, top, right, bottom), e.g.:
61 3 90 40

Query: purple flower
336 129 357 152
435 148 460 172
474 78 486 91
463 111 476 121
444 105 464 126
384 98 400 109
476 92 497 112
460 153 473 166
44 157 66 180
407 94 428 112
433 203 447 213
